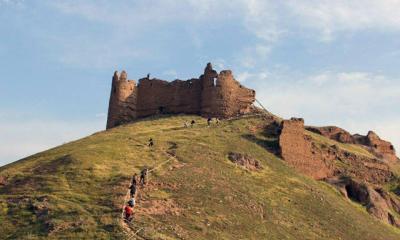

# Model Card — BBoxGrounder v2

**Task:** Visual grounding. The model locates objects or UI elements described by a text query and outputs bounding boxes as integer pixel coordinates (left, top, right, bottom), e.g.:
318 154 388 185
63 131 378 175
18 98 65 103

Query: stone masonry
278 118 334 180
106 63 256 129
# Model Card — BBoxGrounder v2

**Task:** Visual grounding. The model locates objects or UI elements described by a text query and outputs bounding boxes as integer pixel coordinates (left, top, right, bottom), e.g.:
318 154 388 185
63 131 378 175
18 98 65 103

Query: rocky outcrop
356 131 398 162
106 63 256 129
228 152 262 171
278 118 334 180
314 144 393 185
306 126 354 144
328 177 400 228
307 126 398 163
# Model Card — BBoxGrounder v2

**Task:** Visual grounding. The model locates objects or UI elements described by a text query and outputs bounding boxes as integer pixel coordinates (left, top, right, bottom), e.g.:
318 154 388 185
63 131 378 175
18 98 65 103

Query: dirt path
119 150 177 239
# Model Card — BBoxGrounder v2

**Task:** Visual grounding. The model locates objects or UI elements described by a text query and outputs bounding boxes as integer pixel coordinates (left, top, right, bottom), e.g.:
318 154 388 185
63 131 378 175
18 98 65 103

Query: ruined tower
106 63 256 129
106 71 137 129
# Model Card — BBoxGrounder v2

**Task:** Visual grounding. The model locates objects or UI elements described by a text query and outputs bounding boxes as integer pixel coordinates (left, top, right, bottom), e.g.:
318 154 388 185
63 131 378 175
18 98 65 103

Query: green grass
1 114 399 239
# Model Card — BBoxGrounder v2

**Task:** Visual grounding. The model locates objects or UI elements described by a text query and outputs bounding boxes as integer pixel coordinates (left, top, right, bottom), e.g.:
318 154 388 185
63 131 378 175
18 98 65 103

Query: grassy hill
1 115 400 239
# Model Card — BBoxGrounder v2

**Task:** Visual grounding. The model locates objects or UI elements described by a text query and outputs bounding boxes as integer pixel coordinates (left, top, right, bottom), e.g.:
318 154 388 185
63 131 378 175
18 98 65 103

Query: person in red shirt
124 204 134 222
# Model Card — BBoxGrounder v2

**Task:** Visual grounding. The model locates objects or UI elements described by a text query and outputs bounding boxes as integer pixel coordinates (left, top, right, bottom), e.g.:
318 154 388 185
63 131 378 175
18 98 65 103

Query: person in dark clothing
128 197 135 207
131 174 137 186
190 120 195 128
207 118 212 127
129 184 136 198
148 138 154 147
140 168 148 186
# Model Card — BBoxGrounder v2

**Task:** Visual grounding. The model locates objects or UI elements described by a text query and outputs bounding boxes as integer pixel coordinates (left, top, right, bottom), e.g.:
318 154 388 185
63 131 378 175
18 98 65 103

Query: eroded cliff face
106 63 256 129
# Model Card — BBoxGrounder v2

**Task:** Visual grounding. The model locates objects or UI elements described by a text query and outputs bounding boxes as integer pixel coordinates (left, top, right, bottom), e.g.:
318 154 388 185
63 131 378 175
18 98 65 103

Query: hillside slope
1 115 400 239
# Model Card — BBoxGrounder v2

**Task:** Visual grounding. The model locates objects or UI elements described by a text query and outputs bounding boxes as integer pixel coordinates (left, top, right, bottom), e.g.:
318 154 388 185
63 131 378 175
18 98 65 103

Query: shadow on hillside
241 120 282 156
242 134 280 156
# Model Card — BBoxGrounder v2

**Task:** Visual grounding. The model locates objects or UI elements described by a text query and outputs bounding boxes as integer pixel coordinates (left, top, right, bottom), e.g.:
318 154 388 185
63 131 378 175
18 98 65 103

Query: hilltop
1 114 400 239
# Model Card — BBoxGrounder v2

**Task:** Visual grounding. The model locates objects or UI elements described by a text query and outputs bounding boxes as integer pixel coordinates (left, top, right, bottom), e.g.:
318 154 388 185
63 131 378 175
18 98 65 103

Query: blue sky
0 0 399 166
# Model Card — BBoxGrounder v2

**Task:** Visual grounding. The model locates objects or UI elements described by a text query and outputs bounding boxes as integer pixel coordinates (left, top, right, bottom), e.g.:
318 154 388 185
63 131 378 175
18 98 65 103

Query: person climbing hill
148 138 154 147
190 120 196 128
131 174 137 186
128 197 135 208
207 117 212 127
124 202 134 222
140 168 148 186
129 174 137 198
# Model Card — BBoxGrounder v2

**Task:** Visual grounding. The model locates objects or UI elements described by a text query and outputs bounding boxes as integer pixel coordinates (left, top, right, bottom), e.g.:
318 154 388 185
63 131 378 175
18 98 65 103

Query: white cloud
237 70 269 83
285 0 400 40
42 0 400 69
241 0 285 42
0 119 105 166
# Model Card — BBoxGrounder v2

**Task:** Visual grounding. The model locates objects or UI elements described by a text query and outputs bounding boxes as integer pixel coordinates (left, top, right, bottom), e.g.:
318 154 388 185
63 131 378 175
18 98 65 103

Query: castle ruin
106 63 256 129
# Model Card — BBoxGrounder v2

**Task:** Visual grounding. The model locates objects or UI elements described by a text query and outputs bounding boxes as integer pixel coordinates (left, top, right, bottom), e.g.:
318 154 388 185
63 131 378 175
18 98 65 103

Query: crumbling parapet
106 63 256 129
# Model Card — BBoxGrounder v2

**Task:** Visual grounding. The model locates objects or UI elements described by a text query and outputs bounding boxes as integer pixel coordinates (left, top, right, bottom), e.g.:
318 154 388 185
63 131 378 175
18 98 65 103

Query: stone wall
106 63 256 129
278 118 334 180
135 78 202 118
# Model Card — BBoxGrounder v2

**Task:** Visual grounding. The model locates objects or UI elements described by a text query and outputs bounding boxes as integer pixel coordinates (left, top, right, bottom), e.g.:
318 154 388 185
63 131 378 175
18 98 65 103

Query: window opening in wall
213 77 217 86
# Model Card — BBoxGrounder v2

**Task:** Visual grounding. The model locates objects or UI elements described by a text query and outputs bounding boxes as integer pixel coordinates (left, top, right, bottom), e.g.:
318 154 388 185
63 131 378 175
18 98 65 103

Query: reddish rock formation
278 118 334 180
106 63 256 129
328 177 400 228
321 145 393 185
356 131 398 162
307 126 398 163
306 126 355 144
